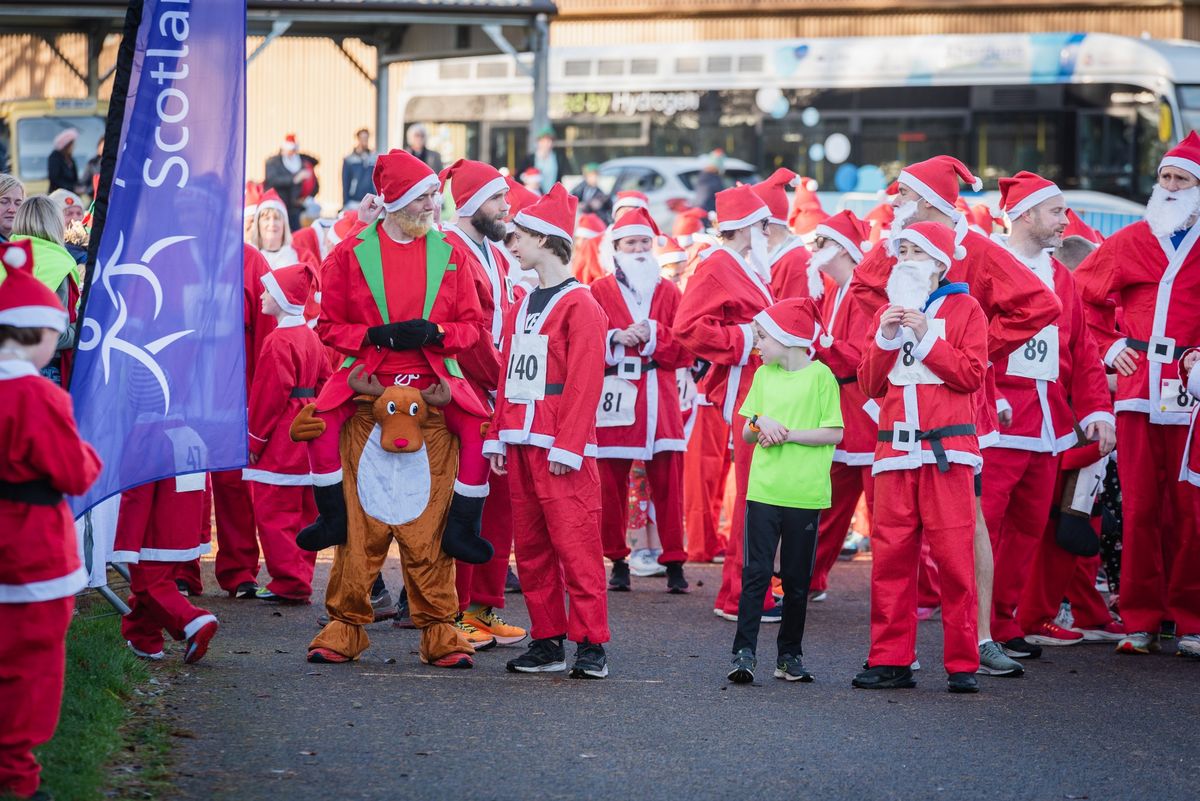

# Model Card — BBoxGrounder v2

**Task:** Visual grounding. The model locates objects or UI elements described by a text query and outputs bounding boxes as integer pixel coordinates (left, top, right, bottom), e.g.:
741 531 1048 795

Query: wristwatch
748 414 760 433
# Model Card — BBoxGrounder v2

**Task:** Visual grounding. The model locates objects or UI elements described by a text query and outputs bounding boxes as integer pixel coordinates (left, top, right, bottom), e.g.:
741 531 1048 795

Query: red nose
393 437 409 449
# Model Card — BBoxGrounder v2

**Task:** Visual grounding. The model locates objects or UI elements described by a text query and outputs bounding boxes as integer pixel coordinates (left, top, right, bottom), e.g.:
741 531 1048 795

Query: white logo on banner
78 232 196 413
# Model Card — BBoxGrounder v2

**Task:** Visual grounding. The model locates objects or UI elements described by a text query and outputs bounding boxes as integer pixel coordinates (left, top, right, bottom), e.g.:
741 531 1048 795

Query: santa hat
48 188 82 214
787 176 826 236
373 149 440 213
244 181 263 220
753 297 822 350
611 207 660 241
1159 130 1200 180
330 210 358 244
514 183 578 242
969 203 1003 233
672 206 708 245
998 171 1062 221
812 210 873 264
714 185 769 232
656 237 687 268
439 159 508 218
576 213 606 240
0 240 68 332
282 133 298 152
520 167 542 184
753 168 802 226
612 191 649 215
503 176 540 233
260 262 313 317
893 220 965 268
1064 208 1104 244
256 188 288 219
887 155 982 216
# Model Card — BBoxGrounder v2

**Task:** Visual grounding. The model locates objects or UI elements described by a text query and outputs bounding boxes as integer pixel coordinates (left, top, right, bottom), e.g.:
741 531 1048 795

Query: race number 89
1023 338 1049 363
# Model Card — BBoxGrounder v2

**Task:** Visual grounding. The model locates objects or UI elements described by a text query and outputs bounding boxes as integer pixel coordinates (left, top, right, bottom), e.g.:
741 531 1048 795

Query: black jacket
48 149 79 193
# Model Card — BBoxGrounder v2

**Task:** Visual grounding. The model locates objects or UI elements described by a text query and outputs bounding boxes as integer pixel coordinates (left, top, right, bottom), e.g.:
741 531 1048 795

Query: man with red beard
751 168 813 300
1072 132 1200 658
985 172 1115 656
805 210 877 600
591 207 694 593
848 155 1060 675
675 185 777 622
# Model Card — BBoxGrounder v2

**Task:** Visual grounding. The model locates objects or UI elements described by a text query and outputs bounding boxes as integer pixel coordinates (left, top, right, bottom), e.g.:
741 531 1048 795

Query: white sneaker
1177 634 1200 658
1054 602 1074 630
911 659 921 671
629 548 665 577
809 590 828 603
127 640 164 660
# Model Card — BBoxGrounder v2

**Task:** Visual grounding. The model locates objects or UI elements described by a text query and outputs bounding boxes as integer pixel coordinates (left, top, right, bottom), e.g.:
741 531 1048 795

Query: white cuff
454 479 491 498
996 398 1012 415
1103 337 1128 368
639 320 658 357
548 447 583 470
1189 366 1200 398
875 327 904 352
1078 411 1115 430
736 323 755 366
910 328 938 361
605 329 623 367
482 439 507 457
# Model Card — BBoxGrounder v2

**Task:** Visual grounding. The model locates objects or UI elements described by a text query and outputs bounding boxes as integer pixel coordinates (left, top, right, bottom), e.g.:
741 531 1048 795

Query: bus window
1177 86 1200 135
16 115 105 183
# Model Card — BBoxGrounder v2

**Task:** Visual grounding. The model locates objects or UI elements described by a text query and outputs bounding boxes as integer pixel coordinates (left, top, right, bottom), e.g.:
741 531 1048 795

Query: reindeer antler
420 381 452 408
347 364 385 397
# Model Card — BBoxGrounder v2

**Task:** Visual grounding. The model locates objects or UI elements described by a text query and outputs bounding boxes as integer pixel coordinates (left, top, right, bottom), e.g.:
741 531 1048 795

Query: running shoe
570 641 608 679
1115 631 1160 655
947 672 980 694
454 614 496 651
175 579 193 597
370 588 398 622
608 559 631 591
761 603 783 624
1025 621 1084 646
506 637 567 673
183 616 219 665
665 562 689 594
307 647 350 663
713 608 737 622
1054 602 1075 630
629 548 665 578
809 590 828 603
127 641 164 661
727 648 756 684
232 581 257 600
461 607 528 646
1160 620 1177 640
1071 621 1125 642
771 576 784 602
852 665 916 689
1001 637 1043 659
1176 634 1200 658
505 565 522 594
421 652 474 669
774 653 813 682
977 641 1024 677
255 587 309 605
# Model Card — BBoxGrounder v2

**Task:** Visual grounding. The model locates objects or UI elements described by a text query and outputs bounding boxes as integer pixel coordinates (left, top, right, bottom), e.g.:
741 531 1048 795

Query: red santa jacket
1179 352 1200 485
483 282 606 469
314 222 487 417
858 286 988 475
769 237 814 300
574 234 607 285
673 246 775 423
0 361 101 601
848 228 1061 445
990 246 1113 453
813 280 876 465
1073 219 1200 426
243 244 276 388
443 224 516 396
591 274 693 459
243 318 332 484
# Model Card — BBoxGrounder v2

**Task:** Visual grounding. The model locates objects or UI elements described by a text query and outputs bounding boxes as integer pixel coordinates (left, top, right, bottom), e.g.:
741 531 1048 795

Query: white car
594 156 760 229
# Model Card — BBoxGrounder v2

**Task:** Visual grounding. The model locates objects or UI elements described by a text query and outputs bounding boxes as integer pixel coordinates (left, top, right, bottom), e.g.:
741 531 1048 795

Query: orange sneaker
307 647 351 663
454 614 496 651
422 652 474 669
771 576 784 602
462 607 529 646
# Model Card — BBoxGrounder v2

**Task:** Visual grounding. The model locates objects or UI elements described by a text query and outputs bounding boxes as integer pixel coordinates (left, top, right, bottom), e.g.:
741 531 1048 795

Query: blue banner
70 0 247 514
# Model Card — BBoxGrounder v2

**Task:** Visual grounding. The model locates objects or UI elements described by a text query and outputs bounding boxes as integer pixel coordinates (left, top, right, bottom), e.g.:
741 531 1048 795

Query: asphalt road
166 554 1199 801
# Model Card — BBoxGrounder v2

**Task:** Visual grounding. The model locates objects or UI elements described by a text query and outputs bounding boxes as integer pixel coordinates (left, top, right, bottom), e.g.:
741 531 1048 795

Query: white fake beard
886 259 938 310
891 200 918 232
614 251 660 299
806 244 838 299
1145 185 1200 238
748 225 771 281
597 231 616 274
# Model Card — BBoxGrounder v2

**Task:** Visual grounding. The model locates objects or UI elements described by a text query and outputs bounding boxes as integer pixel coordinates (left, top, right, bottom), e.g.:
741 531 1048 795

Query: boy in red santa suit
590 207 695 593
484 184 610 678
983 172 1116 658
0 241 102 800
752 169 815 300
1072 131 1200 658
242 263 330 603
674 185 778 622
804 210 878 600
853 221 988 693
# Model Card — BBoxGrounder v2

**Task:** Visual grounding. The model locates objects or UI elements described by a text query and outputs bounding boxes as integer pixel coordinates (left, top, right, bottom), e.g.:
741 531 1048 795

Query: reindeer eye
386 401 397 415
408 402 419 416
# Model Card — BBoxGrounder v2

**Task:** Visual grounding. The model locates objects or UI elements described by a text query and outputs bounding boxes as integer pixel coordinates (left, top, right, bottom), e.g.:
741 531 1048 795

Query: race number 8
902 341 916 366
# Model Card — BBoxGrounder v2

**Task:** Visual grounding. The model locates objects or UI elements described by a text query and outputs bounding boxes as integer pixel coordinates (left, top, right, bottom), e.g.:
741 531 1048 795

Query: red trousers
172 486 213 595
210 469 259 592
599 451 687 564
981 447 1060 642
811 463 873 593
917 539 942 609
122 560 216 654
715 426 755 616
870 465 979 675
455 470 514 611
1115 412 1200 634
1020 509 1113 632
683 404 730 562
249 482 318 600
508 445 609 644
0 597 73 799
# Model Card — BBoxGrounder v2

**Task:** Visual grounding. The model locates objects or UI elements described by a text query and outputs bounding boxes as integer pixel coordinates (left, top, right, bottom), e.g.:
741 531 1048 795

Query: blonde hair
13 195 65 245
248 205 291 251
0 173 24 201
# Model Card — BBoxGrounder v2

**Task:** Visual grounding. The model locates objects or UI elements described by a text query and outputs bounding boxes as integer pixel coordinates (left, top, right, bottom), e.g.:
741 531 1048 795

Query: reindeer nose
393 437 409 449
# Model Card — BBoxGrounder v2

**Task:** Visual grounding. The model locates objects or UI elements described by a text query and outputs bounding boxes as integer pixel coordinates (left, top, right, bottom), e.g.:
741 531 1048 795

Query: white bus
399 32 1200 204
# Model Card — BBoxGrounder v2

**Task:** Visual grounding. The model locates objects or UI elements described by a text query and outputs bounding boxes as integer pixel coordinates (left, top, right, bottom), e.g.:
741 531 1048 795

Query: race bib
888 319 945 386
1008 325 1059 381
504 333 548 403
596 376 638 428
166 426 206 493
1160 378 1199 414
676 368 697 412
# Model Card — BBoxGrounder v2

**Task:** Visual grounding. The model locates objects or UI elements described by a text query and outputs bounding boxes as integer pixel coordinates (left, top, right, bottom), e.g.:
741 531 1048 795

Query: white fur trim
910 326 939 361
736 323 755 366
547 447 583 470
0 305 69 332
1160 156 1200 180
456 176 509 218
897 171 959 218
383 173 440 213
1006 184 1062 221
482 439 507 457
257 197 288 219
242 468 313 486
0 565 87 603
454 480 491 498
753 309 816 349
657 250 686 267
717 205 769 232
611 223 656 240
514 210 572 242
768 216 788 227
875 327 904 351
639 319 658 357
1078 411 1116 430
184 614 218 640
1102 338 1128 368
813 224 865 263
260 271 305 316
613 197 648 212
894 229 952 269
310 468 343 487
0 361 38 379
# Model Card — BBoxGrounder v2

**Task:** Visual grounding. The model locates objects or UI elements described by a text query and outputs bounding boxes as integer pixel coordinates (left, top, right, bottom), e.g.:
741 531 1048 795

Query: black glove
367 319 443 350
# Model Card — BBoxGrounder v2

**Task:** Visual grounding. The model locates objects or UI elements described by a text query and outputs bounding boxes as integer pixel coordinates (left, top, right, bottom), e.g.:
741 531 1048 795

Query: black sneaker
506 637 567 673
233 581 257 599
727 648 756 684
761 603 783 624
1160 620 1177 640
852 665 916 689
505 566 522 594
774 653 814 682
608 560 631 592
570 640 609 679
665 562 689 594
1001 637 1043 660
175 579 192 596
947 672 980 694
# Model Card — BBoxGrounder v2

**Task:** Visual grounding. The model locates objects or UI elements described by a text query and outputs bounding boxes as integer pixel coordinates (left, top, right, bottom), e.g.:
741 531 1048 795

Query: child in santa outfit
853 221 988 694
726 297 842 685
0 241 102 800
484 184 610 678
590 207 695 593
241 263 330 602
674 184 778 622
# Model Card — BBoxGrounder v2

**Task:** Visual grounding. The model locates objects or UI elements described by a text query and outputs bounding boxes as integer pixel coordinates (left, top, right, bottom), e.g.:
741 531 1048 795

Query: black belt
604 359 659 377
0 478 64 506
1126 338 1196 362
290 387 316 398
878 424 976 473
545 383 564 395
836 375 857 386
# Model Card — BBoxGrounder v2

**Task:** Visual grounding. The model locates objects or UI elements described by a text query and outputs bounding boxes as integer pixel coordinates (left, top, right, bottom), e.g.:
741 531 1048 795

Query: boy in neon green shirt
727 298 843 684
